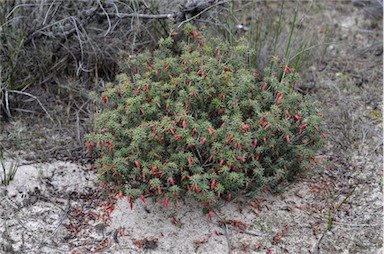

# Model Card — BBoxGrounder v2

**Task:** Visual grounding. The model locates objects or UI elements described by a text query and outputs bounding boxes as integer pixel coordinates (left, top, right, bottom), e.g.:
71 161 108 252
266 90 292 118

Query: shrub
86 24 325 210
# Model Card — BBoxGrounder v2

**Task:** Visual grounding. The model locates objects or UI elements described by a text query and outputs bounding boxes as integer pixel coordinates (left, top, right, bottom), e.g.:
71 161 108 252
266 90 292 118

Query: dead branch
8 90 53 121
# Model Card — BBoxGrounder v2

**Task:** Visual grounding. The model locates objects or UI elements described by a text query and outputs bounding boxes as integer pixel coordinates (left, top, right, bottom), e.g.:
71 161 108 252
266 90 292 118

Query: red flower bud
211 179 216 190
188 157 194 166
277 93 283 104
285 110 291 119
299 123 308 134
150 165 157 174
294 115 302 121
164 197 169 208
207 209 213 219
207 127 215 134
262 82 268 91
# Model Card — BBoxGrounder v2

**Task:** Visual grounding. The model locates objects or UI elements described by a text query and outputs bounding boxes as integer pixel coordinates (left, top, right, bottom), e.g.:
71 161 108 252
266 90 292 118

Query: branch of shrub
8 90 53 122
24 5 100 46
94 0 229 25
177 0 230 28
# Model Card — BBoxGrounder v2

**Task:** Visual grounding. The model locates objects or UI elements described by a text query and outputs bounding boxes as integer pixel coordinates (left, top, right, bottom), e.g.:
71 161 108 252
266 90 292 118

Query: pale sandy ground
0 157 382 254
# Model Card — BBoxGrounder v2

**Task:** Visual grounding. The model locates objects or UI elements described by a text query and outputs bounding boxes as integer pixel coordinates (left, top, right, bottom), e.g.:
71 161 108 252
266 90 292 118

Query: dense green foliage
86 24 325 209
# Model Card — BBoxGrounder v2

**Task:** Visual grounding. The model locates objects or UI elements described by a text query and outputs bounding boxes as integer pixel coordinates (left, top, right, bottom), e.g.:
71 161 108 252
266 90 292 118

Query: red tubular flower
277 93 283 104
262 82 268 91
207 209 213 219
188 157 194 166
299 123 308 134
294 115 302 121
280 65 291 73
285 110 291 119
175 134 183 140
150 165 157 174
211 179 216 190
242 124 249 131
189 30 203 40
207 127 215 134
85 141 93 154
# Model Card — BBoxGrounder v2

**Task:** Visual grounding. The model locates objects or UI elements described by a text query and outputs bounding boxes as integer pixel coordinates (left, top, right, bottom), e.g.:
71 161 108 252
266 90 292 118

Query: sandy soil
0 155 382 253
0 1 382 254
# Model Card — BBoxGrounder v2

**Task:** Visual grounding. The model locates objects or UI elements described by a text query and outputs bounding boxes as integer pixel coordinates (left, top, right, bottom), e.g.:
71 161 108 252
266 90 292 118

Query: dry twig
8 90 53 121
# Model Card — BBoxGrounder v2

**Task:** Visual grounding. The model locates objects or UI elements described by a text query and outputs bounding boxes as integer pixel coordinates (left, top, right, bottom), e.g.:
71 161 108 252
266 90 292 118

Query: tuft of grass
205 0 322 80
327 186 357 231
0 149 19 186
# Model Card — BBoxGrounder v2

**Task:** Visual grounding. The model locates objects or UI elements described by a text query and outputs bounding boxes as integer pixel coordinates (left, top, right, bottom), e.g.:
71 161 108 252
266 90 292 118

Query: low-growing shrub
86 24 325 210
